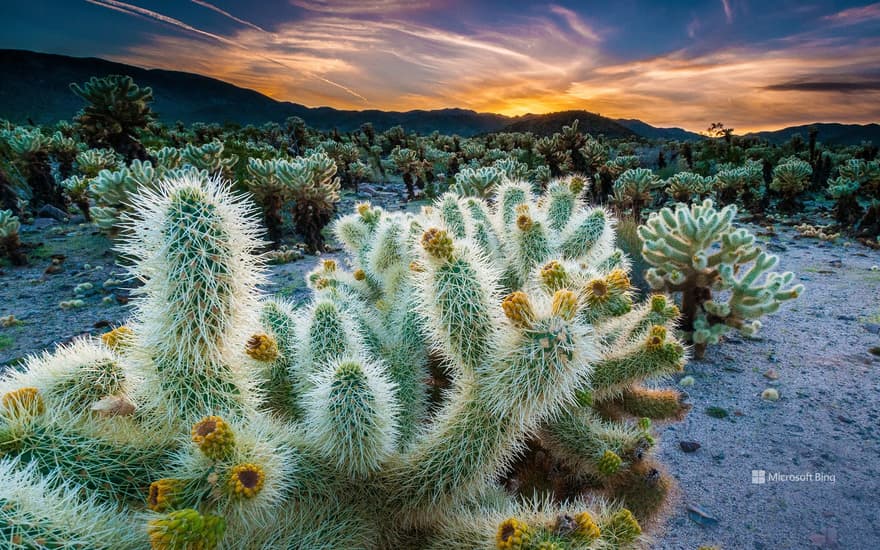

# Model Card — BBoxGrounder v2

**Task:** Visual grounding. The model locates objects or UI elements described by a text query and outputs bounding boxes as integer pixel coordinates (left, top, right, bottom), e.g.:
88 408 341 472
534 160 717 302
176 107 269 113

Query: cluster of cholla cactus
61 148 119 221
713 160 764 210
0 171 689 549
663 172 713 204
770 156 812 211
639 199 803 358
612 168 661 219
245 150 340 252
0 208 26 265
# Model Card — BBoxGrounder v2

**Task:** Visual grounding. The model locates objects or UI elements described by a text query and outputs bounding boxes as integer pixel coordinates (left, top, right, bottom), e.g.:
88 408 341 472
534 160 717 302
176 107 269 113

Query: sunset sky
3 0 880 132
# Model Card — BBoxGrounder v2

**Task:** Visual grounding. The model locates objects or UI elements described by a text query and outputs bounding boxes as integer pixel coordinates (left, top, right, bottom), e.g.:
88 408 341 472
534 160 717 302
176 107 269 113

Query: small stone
761 388 780 401
763 368 779 380
686 504 719 527
679 375 695 387
679 441 701 453
863 323 880 335
36 204 69 222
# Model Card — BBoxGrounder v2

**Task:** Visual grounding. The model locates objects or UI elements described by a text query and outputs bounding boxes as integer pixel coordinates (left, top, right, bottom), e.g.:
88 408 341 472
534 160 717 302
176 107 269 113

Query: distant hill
2 50 874 145
0 49 507 135
742 123 880 146
497 110 637 139
614 118 703 141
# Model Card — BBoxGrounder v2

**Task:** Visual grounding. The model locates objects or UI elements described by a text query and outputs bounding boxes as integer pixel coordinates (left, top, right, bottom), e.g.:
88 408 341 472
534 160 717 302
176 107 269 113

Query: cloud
110 11 600 112
190 0 267 32
721 0 733 22
687 15 701 38
90 0 880 132
549 5 601 42
290 0 433 14
823 2 880 24
764 80 880 92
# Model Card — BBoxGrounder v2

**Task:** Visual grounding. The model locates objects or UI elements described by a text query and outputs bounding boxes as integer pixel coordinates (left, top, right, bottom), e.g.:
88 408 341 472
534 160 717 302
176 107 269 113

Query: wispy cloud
190 0 267 32
721 0 734 23
549 5 600 42
823 2 880 24
84 0 880 132
290 0 433 14
687 15 701 38
85 0 368 102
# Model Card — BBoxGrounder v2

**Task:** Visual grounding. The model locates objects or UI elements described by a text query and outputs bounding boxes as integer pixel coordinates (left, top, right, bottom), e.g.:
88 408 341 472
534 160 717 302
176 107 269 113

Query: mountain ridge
0 49 876 144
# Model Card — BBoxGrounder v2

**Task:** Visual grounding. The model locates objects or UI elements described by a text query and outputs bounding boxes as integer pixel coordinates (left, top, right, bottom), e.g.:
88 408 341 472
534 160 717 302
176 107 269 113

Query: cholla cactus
453 166 506 197
613 168 661 219
180 141 237 180
390 146 426 200
713 160 764 209
770 156 812 210
244 158 293 246
664 172 713 203
284 151 340 252
0 173 684 548
639 199 803 358
0 208 26 265
827 158 880 225
1 126 66 210
70 75 154 161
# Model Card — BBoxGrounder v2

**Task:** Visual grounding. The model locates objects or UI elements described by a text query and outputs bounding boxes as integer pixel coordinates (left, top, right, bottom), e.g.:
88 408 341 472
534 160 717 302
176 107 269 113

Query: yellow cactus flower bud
356 202 371 217
650 294 668 313
421 228 454 260
540 260 567 291
147 478 184 512
353 269 366 281
191 416 235 461
101 325 133 350
606 269 631 291
569 175 586 195
603 509 641 543
597 449 622 475
322 259 337 272
551 289 578 320
516 213 534 231
147 508 225 550
646 325 667 350
585 278 610 305
245 333 279 362
502 291 536 329
2 387 44 418
409 261 424 273
314 278 330 290
574 511 601 541
228 463 265 499
496 517 532 549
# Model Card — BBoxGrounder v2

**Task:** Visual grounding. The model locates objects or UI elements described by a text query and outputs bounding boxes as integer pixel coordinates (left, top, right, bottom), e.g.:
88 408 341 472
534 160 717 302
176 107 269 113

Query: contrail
85 0 368 102
190 0 267 33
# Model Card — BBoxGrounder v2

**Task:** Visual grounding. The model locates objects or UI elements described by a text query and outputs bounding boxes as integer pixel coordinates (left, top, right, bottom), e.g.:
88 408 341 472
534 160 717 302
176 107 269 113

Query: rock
863 323 880 335
359 184 378 195
31 217 59 229
686 504 719 527
679 441 701 453
763 368 779 380
836 314 856 321
761 388 780 401
36 204 69 222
